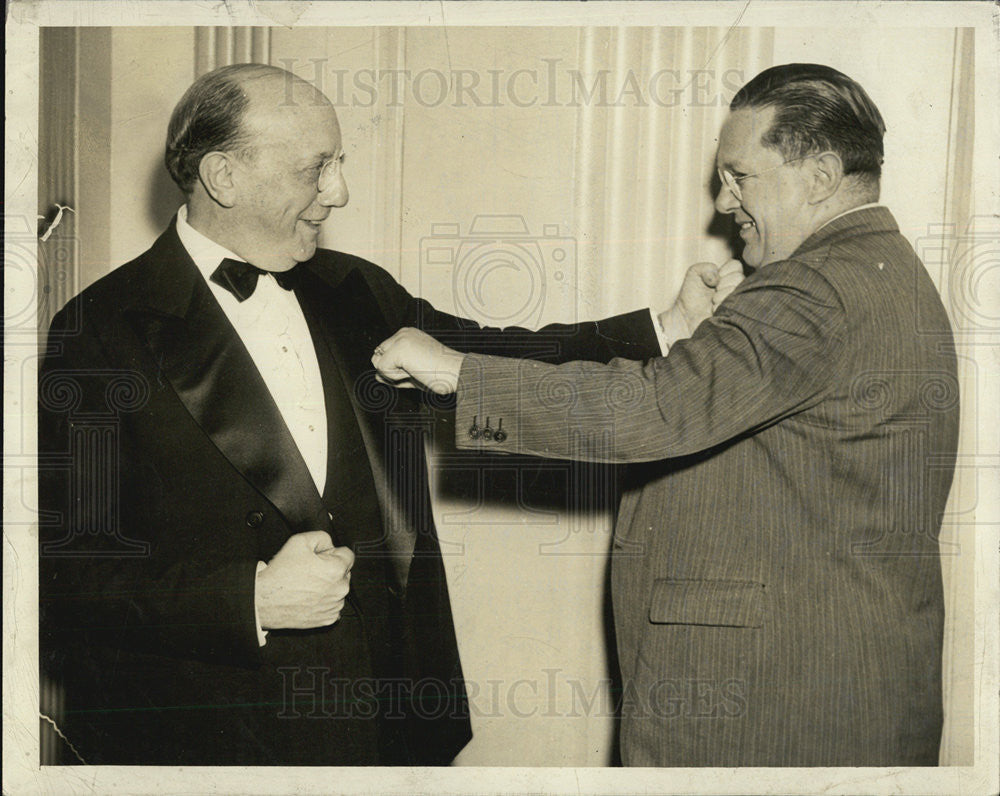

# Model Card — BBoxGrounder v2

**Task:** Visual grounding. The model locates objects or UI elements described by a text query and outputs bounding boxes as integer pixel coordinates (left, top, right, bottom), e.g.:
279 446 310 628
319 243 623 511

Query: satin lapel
126 229 327 535
295 266 423 581
295 268 392 399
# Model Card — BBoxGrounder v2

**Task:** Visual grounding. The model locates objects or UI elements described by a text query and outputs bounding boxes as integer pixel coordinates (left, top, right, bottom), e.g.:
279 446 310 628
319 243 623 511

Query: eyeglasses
717 155 811 202
317 153 346 194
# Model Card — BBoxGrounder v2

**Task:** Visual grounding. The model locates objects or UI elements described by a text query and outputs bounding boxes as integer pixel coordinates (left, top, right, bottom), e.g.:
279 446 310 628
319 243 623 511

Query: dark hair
730 64 886 186
164 63 278 194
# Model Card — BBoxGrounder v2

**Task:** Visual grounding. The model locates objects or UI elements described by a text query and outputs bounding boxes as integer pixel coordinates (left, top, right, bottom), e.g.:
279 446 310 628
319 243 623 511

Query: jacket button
493 429 507 442
245 511 265 528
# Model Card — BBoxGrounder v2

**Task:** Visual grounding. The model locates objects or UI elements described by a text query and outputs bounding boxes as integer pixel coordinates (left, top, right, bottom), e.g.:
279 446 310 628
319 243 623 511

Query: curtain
194 27 270 74
574 27 774 318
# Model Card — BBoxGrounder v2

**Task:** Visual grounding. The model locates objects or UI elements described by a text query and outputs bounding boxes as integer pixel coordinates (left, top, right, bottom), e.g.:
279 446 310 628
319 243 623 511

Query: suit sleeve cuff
254 560 268 647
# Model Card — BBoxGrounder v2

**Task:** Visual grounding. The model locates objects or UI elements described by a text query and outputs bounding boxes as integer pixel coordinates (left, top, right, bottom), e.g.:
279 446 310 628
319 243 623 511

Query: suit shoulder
793 224 915 287
787 225 952 337
51 250 156 329
309 248 407 293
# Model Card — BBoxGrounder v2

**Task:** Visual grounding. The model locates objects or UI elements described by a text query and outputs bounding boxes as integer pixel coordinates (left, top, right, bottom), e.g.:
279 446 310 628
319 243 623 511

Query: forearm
454 265 846 463
39 535 263 665
375 265 661 364
455 354 684 463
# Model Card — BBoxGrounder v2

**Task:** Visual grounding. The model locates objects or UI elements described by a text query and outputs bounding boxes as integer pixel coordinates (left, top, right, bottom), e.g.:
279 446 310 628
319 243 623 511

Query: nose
319 170 349 208
714 182 740 215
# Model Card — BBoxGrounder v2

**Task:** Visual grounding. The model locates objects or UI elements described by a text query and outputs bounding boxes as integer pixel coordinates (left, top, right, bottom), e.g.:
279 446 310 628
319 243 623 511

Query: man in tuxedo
374 64 960 766
38 63 736 765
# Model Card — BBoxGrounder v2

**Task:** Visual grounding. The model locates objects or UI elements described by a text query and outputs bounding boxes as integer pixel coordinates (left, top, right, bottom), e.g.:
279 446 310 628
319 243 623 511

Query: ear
807 151 843 204
197 152 238 208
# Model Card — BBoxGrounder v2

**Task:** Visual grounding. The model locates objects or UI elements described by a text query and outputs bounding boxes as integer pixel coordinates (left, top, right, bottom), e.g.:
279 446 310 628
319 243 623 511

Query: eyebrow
298 151 342 168
719 157 749 174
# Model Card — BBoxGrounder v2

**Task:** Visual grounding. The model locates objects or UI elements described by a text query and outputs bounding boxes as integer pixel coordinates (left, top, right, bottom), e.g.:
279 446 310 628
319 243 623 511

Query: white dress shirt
176 206 328 645
176 206 328 492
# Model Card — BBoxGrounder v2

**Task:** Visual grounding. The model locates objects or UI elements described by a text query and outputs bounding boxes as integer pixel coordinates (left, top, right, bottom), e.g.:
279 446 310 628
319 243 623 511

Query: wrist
658 303 693 347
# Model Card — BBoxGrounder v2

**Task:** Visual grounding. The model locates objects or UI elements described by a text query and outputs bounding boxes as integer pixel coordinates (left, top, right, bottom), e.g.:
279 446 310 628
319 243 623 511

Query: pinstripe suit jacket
454 207 959 766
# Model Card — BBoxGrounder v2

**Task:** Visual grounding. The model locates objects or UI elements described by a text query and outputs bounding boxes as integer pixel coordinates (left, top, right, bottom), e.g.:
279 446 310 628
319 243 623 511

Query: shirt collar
175 204 246 280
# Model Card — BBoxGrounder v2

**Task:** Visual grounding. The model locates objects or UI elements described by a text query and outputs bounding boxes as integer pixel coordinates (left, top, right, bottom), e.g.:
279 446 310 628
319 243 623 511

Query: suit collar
175 203 247 281
816 202 883 231
793 205 899 256
131 217 206 320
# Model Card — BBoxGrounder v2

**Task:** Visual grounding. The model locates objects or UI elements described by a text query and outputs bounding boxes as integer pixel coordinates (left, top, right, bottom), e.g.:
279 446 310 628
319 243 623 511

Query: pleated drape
572 27 773 319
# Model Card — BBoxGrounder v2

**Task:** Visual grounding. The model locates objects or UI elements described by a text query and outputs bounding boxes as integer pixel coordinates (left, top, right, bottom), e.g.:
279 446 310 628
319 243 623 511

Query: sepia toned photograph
5 2 998 794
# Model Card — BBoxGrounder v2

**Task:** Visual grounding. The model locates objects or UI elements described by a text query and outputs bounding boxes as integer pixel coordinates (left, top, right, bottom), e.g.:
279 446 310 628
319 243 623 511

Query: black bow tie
210 258 300 302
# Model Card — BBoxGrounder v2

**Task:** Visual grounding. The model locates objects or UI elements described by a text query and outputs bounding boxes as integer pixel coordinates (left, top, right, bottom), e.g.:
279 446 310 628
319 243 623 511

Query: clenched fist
372 327 465 395
658 258 745 345
255 531 354 630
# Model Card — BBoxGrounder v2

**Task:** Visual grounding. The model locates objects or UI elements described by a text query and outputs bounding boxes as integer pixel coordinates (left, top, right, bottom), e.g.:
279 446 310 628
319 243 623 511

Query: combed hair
164 63 278 194
731 64 886 187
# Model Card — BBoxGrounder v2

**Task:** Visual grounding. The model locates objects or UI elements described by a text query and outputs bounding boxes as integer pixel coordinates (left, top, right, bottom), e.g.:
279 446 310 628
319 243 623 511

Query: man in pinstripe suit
373 64 959 765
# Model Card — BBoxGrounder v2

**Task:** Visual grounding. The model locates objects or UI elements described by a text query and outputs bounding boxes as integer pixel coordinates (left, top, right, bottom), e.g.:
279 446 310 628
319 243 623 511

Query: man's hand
372 327 465 395
658 259 745 344
256 531 354 630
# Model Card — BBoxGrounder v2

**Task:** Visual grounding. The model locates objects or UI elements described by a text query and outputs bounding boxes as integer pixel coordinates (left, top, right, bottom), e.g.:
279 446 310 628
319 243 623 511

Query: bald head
165 63 332 194
235 68 335 148
172 63 348 270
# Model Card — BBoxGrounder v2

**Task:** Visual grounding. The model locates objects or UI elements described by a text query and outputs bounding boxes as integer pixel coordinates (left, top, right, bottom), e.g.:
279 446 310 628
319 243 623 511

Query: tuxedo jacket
38 220 659 765
454 207 959 766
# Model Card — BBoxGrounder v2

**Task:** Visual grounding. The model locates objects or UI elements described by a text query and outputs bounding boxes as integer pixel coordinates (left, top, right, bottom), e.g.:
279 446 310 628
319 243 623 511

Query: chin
294 250 317 266
294 241 319 263
741 246 762 268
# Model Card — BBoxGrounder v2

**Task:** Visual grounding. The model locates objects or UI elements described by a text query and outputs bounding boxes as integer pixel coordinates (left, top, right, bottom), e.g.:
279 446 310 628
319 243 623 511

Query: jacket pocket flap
648 579 765 627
